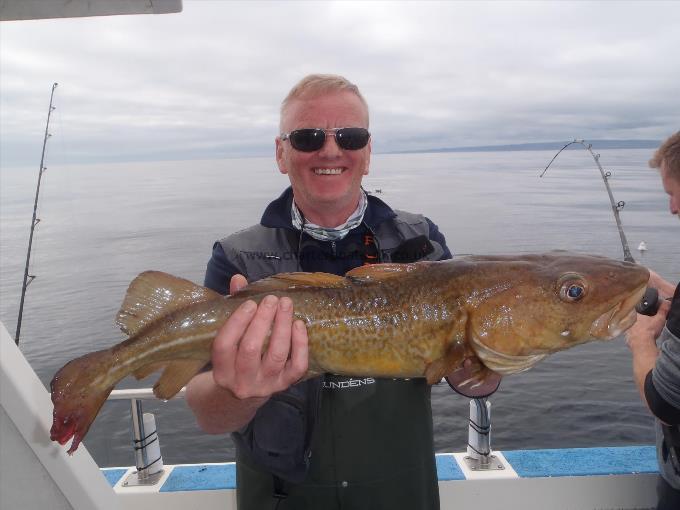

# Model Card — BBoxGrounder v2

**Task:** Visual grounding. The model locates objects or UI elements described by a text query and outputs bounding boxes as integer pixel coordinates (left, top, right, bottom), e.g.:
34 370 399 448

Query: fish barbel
50 251 648 453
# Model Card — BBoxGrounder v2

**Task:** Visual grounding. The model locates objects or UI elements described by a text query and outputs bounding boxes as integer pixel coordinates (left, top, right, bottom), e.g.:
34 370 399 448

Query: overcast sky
1 1 679 166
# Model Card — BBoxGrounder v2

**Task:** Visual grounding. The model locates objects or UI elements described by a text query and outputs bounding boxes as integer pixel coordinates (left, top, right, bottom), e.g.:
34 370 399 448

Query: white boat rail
108 387 186 401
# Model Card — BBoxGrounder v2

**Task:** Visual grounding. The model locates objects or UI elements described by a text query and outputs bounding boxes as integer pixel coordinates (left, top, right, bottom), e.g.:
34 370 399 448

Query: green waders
235 376 440 510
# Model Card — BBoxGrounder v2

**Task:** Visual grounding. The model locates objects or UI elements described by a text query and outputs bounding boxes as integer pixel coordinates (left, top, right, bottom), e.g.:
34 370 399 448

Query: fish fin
133 362 166 380
424 358 452 385
345 262 427 283
234 272 347 297
116 271 221 336
153 359 207 400
424 345 469 385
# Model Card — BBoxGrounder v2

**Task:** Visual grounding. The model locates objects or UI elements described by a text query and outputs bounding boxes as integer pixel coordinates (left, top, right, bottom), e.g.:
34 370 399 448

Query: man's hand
229 274 248 295
626 298 671 352
625 299 671 407
445 358 502 399
210 274 309 400
646 269 676 298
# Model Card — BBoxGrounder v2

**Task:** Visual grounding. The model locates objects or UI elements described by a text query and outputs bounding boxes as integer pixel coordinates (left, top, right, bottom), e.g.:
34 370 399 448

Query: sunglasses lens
289 129 325 152
336 128 370 150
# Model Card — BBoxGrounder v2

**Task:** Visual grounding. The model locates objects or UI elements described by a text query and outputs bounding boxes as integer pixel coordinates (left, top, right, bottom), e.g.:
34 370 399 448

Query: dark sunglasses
280 127 370 152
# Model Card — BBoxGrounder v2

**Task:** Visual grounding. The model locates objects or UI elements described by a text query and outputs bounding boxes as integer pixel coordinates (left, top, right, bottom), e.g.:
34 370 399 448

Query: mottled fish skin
49 251 649 453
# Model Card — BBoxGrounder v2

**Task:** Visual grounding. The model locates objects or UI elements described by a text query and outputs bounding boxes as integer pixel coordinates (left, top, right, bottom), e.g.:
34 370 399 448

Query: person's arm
626 299 672 411
425 217 452 260
186 371 268 434
204 242 238 294
187 284 309 433
647 269 677 298
186 246 309 434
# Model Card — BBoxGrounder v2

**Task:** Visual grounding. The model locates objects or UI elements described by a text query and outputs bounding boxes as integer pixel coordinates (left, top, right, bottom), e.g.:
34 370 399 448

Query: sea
1 148 678 468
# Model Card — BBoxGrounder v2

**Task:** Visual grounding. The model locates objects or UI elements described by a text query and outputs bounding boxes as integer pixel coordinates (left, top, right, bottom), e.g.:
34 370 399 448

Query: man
186 74 500 509
626 131 680 510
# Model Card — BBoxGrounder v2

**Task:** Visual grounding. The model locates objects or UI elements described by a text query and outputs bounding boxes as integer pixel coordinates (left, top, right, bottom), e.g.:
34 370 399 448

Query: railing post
131 399 149 479
122 398 164 486
463 397 504 471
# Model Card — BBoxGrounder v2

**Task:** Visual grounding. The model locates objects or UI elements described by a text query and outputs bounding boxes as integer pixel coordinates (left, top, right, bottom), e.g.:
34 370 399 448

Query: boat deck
102 445 659 510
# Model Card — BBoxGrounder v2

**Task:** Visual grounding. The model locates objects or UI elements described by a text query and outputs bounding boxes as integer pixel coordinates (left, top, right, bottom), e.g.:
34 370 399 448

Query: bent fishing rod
15 82 58 346
541 139 661 316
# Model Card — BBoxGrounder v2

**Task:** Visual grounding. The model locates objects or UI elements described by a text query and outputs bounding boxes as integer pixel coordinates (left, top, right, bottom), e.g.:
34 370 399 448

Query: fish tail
49 349 117 454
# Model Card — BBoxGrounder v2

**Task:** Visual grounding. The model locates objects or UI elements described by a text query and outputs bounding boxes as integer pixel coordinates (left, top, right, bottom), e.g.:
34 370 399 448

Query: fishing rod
540 139 661 316
15 82 58 346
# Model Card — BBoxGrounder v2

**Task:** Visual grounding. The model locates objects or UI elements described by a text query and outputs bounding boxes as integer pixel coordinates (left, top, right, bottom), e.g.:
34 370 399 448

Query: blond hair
280 74 369 131
649 131 680 180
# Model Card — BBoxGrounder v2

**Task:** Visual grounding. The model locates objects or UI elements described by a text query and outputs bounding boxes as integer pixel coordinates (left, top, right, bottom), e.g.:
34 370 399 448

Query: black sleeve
204 242 241 296
644 370 680 425
666 283 680 337
426 217 453 260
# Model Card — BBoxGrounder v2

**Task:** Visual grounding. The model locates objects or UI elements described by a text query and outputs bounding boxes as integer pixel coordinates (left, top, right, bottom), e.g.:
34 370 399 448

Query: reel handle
636 287 660 316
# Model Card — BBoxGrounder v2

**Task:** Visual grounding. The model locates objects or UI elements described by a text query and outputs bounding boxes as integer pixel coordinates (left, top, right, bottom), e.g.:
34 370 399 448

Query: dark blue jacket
204 187 452 509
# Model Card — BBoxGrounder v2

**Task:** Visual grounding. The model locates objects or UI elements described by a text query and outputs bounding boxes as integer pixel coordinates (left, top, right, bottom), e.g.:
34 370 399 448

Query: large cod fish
50 252 648 453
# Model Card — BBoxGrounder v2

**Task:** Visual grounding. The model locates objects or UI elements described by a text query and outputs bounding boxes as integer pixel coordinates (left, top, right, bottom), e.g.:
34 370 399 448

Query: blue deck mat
157 456 463 492
160 464 237 492
436 454 465 481
101 468 128 487
108 446 655 490
503 445 658 478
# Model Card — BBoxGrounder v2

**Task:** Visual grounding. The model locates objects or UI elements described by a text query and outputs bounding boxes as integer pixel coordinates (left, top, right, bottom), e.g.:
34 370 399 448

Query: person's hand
645 269 676 298
210 274 309 400
648 269 665 289
445 358 502 398
626 299 671 352
229 274 248 295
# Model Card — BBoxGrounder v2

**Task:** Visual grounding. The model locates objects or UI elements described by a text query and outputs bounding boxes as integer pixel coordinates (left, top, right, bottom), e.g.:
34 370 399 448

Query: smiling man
186 74 499 510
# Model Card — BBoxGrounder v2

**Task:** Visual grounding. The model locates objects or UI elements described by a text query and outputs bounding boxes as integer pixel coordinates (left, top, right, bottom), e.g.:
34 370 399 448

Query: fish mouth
589 283 647 339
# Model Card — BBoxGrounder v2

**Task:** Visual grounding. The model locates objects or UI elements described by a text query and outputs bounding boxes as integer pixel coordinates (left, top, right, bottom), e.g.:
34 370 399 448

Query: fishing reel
636 287 662 316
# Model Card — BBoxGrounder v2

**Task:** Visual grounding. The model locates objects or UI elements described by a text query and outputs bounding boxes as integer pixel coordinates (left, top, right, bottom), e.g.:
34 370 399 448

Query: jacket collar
260 186 397 231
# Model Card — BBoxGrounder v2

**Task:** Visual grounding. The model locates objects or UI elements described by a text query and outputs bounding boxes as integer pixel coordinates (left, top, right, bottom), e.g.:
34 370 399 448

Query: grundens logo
323 378 376 390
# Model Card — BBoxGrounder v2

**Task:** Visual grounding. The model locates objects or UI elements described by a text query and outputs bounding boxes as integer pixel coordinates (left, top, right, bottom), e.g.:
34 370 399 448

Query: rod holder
463 397 504 471
122 399 164 487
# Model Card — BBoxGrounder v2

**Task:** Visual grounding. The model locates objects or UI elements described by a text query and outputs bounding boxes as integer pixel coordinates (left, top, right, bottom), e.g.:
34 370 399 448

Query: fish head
50 350 113 454
465 252 649 375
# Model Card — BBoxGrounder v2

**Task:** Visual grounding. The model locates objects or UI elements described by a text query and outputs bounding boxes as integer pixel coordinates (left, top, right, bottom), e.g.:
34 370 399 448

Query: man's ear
276 137 288 174
364 138 372 175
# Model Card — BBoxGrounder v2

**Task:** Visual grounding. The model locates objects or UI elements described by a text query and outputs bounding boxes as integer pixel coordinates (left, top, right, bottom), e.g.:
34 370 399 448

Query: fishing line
540 139 633 262
540 139 661 315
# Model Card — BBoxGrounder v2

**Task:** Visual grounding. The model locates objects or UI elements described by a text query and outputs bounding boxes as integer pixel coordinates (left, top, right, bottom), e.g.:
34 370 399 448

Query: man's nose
318 132 342 156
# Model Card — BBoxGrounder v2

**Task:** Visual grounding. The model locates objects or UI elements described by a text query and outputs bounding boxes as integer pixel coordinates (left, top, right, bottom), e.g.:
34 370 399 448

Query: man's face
276 91 371 217
660 161 680 218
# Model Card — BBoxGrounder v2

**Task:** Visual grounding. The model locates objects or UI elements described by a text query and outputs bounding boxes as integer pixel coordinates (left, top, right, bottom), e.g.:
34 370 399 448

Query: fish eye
566 285 584 299
557 274 587 302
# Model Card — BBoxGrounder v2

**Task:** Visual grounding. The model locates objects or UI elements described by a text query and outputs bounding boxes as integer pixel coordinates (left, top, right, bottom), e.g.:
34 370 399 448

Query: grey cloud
1 1 679 166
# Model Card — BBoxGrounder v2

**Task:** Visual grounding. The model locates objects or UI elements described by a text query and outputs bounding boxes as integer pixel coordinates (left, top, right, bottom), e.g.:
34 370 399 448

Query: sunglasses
280 127 370 152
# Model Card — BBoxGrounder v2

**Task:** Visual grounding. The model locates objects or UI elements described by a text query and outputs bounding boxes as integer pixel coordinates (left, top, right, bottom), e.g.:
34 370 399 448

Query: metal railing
107 387 186 486
108 387 186 401
107 386 505 485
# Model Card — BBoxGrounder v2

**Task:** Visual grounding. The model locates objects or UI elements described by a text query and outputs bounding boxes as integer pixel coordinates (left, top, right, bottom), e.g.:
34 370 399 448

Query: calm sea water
1 149 678 468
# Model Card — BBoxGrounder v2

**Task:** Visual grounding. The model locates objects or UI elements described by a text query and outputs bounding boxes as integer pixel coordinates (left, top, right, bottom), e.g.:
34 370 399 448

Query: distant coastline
387 139 661 154
1 139 663 168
